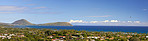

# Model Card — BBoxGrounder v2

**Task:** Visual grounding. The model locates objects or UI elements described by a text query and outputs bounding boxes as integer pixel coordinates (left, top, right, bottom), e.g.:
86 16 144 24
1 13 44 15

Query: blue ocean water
15 26 148 33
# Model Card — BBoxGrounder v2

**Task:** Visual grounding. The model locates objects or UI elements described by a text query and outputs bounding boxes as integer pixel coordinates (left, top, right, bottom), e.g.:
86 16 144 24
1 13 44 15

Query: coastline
13 26 148 33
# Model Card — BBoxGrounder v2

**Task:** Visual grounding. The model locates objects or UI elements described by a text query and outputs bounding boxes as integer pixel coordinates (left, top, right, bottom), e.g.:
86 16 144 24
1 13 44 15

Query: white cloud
0 6 27 11
69 20 90 23
0 6 56 14
102 20 109 22
110 20 119 22
128 21 132 23
90 21 98 23
69 20 83 23
134 21 140 23
101 20 119 22
69 20 146 26
69 20 120 23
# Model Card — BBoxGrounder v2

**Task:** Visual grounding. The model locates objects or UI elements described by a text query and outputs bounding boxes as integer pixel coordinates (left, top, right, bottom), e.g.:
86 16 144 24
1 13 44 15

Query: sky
0 0 148 26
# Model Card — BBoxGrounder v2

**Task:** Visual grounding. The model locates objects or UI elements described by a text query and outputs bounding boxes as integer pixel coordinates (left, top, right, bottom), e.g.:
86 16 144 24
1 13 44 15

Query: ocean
15 26 148 33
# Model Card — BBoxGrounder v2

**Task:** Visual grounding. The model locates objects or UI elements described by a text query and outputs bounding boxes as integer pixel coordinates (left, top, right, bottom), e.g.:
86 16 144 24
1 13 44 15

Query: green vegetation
39 22 73 26
0 26 148 41
129 37 140 41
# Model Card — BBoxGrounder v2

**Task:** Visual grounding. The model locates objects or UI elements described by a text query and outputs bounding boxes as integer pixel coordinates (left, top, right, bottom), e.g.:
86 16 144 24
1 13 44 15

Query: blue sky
0 0 148 26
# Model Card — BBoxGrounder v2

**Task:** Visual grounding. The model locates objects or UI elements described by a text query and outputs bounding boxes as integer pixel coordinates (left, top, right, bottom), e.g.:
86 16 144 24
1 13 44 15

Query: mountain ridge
39 22 73 26
11 19 72 26
12 19 34 25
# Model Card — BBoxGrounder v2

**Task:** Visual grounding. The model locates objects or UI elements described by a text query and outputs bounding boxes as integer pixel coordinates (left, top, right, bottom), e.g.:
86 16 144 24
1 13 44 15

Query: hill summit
12 19 33 25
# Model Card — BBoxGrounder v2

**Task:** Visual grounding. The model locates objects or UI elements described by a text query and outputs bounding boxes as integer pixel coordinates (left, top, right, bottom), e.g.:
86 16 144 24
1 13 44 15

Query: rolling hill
11 19 72 26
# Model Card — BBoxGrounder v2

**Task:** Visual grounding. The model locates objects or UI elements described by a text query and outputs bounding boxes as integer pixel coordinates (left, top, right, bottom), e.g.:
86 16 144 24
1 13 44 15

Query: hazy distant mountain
0 22 13 26
12 19 33 25
38 22 73 26
11 19 72 26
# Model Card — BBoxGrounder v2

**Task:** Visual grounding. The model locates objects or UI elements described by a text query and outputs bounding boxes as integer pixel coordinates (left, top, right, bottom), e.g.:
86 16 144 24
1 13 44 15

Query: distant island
0 19 73 26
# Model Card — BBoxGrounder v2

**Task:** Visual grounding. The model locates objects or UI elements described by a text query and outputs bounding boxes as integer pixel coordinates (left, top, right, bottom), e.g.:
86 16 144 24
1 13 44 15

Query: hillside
12 19 33 25
0 23 13 27
38 22 73 26
11 19 72 26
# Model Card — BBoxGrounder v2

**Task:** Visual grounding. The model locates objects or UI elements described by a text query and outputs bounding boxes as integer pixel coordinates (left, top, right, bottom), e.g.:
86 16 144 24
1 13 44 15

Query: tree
45 31 51 36
82 34 87 38
129 37 140 41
